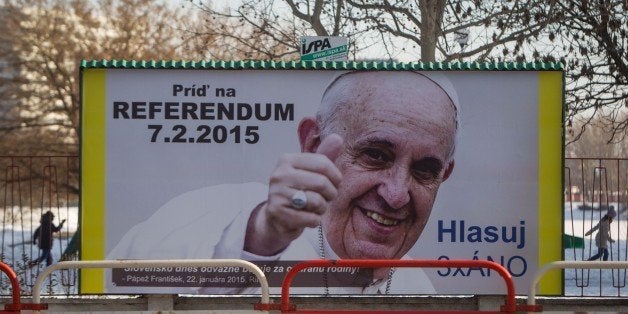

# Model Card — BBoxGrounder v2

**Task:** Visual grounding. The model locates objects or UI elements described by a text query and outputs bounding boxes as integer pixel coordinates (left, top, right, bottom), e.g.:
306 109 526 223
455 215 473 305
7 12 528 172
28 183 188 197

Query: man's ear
298 117 321 153
442 160 455 181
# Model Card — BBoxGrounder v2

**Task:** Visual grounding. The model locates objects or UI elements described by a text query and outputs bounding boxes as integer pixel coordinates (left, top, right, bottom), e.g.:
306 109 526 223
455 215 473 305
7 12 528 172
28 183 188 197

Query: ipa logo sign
300 36 348 61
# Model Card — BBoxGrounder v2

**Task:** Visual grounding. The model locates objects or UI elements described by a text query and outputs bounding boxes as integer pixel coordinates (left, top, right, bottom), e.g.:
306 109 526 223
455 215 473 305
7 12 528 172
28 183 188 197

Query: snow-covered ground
563 202 628 296
1 206 79 295
2 204 628 296
564 242 628 296
564 201 628 240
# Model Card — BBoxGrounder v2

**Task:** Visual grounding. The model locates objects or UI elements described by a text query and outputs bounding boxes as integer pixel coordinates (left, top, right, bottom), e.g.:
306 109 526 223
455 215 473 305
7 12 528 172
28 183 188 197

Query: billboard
81 61 563 295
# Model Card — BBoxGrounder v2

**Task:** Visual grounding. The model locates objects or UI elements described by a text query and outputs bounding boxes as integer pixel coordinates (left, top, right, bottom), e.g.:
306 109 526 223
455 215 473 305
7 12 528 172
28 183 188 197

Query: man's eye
364 148 389 162
412 169 439 182
356 148 392 169
412 158 443 182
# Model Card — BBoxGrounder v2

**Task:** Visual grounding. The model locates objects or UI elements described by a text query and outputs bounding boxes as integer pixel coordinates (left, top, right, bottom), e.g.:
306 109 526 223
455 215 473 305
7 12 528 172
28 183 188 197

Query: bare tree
183 1 307 60
346 0 564 62
565 115 627 208
188 0 561 61
0 0 205 156
190 0 626 147
567 117 626 159
0 0 219 201
552 0 627 145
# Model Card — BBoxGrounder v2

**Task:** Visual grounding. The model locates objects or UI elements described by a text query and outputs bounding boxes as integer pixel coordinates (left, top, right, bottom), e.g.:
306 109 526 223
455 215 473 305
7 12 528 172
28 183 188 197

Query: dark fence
0 156 79 295
1 156 627 296
564 158 628 296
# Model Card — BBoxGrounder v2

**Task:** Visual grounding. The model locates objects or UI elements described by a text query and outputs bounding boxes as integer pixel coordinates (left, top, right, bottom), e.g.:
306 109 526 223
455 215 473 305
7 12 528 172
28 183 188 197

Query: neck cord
317 225 395 294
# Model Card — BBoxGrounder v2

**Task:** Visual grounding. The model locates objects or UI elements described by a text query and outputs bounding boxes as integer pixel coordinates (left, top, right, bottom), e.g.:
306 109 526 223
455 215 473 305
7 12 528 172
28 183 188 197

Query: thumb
315 133 343 162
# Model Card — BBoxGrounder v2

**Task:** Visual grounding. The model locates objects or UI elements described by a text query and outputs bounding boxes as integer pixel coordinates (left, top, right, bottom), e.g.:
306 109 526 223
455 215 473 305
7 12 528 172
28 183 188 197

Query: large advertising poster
81 63 563 295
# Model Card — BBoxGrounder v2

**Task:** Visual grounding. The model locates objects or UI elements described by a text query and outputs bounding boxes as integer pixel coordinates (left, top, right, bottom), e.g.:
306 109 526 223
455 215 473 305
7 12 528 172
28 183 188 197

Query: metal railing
0 261 46 311
529 261 628 306
564 158 628 296
0 156 79 295
0 261 23 311
31 259 270 312
275 259 517 313
2 155 628 297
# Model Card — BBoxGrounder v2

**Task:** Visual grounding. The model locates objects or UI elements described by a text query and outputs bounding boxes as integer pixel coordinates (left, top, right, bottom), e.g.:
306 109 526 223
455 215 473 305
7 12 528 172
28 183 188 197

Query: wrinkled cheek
397 214 429 258
415 206 432 228
396 233 416 258
413 192 437 228
322 200 354 252
326 197 353 224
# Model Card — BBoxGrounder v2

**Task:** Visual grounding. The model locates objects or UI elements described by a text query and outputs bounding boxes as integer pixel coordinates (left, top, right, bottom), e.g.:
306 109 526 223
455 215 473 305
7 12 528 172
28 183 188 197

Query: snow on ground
1 206 79 295
564 202 627 238
2 204 628 296
1 206 79 231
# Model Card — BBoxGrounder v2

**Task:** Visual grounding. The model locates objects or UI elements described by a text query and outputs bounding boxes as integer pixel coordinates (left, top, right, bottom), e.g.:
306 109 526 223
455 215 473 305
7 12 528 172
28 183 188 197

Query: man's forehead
334 74 455 122
333 71 441 89
319 71 459 157
328 72 453 108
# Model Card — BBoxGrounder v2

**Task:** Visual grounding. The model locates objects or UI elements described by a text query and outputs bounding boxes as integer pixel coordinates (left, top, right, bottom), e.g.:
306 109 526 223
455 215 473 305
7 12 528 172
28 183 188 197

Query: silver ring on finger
291 190 308 209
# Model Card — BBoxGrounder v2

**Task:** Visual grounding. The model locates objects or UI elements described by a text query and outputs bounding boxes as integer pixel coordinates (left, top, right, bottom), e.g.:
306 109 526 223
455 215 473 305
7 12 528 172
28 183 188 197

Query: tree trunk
419 0 445 62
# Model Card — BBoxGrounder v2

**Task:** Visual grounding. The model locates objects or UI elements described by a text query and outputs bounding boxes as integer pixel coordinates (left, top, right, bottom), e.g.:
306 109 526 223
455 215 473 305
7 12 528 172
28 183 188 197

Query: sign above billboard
300 36 348 61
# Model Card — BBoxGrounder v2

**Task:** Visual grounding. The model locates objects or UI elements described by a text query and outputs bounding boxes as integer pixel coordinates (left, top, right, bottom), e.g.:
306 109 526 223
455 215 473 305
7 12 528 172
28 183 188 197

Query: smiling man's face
321 72 456 260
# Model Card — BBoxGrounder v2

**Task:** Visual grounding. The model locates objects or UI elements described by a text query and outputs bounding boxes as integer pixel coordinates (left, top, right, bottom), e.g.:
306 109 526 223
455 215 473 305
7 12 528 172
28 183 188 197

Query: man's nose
377 167 411 210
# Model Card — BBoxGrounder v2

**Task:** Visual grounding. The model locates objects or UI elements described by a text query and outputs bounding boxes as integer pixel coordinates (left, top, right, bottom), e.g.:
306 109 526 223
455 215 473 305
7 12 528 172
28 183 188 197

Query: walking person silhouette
30 211 65 267
585 210 616 261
